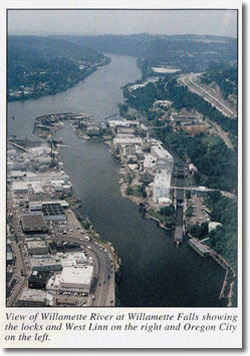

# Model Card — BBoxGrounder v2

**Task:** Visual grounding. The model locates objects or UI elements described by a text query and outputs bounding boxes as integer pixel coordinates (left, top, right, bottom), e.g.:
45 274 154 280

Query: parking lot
187 195 210 225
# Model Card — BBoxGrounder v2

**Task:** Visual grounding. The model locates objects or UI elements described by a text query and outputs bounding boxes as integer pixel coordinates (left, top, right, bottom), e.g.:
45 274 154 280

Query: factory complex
108 119 174 209
7 139 116 307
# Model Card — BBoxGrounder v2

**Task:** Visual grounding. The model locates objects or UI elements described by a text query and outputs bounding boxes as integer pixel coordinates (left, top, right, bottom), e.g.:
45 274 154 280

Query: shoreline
120 177 174 232
187 235 235 307
72 206 121 274
7 57 111 103
47 111 235 308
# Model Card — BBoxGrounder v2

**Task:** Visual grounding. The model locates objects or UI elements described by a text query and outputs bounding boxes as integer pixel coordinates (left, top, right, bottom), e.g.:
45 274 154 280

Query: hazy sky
8 9 237 38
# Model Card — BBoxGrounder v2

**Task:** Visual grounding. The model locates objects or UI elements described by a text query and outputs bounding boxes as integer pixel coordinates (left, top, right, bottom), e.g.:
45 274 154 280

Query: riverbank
8 57 111 103
8 52 226 307
209 248 236 307
72 206 121 274
119 172 175 231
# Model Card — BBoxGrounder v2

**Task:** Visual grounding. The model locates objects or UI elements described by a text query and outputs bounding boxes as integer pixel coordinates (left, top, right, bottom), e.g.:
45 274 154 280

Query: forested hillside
8 36 107 101
68 33 237 73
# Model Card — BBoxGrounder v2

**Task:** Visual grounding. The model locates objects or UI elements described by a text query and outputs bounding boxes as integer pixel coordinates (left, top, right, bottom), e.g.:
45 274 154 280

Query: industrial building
28 270 51 290
143 154 157 172
20 214 48 233
152 170 172 205
29 201 43 214
153 100 173 108
30 256 62 272
46 264 94 293
117 126 136 136
13 181 31 194
120 144 138 163
151 145 174 173
6 240 14 265
42 203 66 221
59 252 88 267
9 171 26 179
113 137 143 151
49 241 81 253
108 119 139 130
29 199 69 213
26 238 49 255
23 172 70 185
17 288 54 307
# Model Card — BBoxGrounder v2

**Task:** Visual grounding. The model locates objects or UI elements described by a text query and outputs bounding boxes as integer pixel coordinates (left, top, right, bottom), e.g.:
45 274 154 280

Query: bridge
170 186 217 193
171 186 236 200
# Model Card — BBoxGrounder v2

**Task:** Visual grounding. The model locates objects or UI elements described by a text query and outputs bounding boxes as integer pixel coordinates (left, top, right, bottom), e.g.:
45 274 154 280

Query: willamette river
8 54 225 307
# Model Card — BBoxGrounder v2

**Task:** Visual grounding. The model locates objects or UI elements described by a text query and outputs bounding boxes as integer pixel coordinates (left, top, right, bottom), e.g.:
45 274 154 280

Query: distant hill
7 34 237 101
64 33 237 73
7 35 106 101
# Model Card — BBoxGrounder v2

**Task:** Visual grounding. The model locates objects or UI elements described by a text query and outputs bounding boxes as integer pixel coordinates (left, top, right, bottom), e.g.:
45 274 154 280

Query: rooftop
60 265 94 285
153 170 172 188
18 288 48 302
20 214 48 232
151 145 174 161
30 256 62 269
26 238 47 249
42 203 66 218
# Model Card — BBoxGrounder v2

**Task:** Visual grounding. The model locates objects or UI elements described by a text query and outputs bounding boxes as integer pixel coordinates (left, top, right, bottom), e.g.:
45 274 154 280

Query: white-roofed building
208 221 222 233
9 171 26 179
46 265 94 293
152 170 172 205
58 252 88 267
17 288 55 307
151 145 174 173
13 181 30 194
109 119 139 129
143 154 157 172
113 137 143 150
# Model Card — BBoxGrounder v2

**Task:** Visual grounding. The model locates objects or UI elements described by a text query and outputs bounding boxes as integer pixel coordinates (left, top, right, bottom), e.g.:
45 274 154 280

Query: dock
188 238 210 257
174 226 183 244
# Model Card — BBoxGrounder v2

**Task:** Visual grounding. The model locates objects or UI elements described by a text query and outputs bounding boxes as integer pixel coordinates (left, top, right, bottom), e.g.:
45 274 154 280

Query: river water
8 54 225 307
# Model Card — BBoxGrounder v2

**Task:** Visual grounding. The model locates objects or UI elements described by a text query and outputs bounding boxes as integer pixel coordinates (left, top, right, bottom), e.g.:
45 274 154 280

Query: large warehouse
46 265 94 293
20 214 48 233
26 238 49 255
30 256 62 272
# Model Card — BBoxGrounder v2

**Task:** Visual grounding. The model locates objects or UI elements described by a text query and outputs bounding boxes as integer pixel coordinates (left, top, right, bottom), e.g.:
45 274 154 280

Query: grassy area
126 184 146 198
148 205 175 229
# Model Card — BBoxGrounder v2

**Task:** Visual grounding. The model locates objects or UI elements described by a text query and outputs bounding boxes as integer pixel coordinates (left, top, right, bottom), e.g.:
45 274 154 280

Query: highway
179 73 237 118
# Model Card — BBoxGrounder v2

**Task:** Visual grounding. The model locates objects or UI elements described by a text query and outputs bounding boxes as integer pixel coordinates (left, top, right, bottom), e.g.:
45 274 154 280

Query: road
65 209 115 306
179 73 237 118
53 233 115 307
7 186 115 307
209 120 234 150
